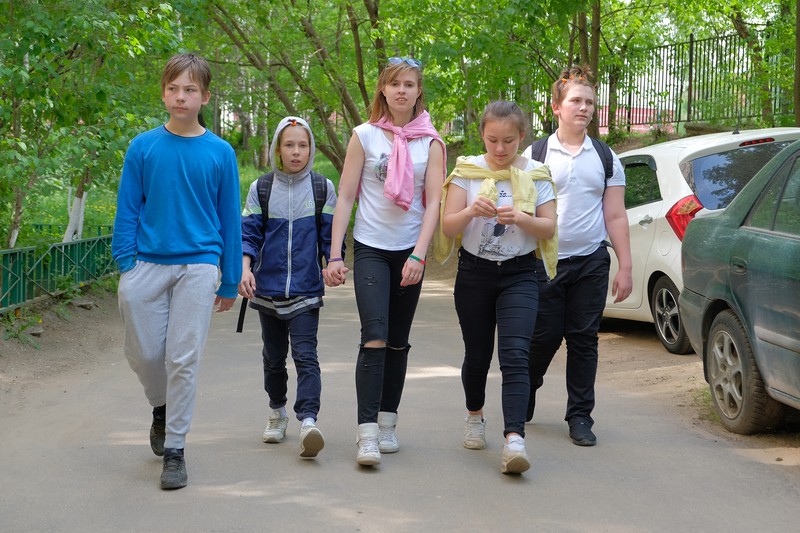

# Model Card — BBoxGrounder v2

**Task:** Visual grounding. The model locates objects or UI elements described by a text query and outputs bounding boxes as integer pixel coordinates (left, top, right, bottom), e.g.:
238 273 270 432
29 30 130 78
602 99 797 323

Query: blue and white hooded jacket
241 116 337 317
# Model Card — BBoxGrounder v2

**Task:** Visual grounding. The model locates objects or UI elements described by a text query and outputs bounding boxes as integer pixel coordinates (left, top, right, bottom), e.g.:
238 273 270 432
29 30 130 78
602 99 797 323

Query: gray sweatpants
118 261 219 449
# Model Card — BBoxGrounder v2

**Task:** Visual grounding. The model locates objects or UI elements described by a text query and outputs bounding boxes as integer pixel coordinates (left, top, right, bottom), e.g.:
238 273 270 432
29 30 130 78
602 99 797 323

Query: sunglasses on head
388 57 422 68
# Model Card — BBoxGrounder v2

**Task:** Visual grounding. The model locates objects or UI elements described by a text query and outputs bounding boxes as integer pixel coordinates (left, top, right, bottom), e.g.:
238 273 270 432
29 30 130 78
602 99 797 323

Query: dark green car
679 140 800 435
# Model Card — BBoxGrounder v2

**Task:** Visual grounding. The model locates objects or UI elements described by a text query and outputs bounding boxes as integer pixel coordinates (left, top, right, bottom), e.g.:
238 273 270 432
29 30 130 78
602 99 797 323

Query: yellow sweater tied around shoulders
433 156 559 280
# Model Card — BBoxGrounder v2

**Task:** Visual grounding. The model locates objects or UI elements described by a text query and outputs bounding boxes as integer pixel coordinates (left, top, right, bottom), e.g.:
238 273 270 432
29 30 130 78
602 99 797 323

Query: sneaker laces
378 426 395 442
465 418 485 440
163 455 183 472
267 415 285 431
359 438 380 455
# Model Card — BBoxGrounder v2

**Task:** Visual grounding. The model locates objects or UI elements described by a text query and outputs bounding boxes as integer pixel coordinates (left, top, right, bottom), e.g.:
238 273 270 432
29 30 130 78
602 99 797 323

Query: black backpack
528 134 614 187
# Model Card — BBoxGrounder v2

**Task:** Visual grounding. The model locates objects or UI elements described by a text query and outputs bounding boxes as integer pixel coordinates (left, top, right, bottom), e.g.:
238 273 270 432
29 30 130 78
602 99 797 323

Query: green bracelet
409 255 425 265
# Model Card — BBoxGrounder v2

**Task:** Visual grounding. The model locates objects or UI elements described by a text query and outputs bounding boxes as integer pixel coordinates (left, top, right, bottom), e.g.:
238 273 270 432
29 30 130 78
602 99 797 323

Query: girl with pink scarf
323 57 446 468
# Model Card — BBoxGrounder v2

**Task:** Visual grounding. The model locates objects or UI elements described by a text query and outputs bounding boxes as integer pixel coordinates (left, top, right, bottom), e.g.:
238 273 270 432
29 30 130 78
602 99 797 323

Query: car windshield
686 141 794 209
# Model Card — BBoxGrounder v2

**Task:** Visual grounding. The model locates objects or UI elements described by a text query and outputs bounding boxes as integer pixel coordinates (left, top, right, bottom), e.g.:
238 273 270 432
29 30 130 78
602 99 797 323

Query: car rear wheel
706 310 785 434
650 276 692 354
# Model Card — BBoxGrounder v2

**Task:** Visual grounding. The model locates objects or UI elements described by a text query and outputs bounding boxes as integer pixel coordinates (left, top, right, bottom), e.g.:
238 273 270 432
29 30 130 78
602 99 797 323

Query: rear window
683 141 794 209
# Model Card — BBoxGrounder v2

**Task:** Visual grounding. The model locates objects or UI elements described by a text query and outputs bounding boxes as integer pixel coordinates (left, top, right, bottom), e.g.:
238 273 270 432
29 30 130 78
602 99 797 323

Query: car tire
706 310 786 435
650 276 692 354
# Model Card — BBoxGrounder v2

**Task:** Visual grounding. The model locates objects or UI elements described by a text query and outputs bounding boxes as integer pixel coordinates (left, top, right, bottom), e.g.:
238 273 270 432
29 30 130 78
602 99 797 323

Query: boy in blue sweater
239 116 338 459
112 53 242 490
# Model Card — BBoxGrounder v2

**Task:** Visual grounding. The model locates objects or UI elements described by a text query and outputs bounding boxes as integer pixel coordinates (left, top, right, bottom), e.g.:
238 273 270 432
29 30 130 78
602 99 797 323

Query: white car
604 127 800 353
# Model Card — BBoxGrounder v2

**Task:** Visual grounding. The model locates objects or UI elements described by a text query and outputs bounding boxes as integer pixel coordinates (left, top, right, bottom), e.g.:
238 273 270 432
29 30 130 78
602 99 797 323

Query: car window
623 160 661 208
748 155 800 234
689 141 794 210
773 159 800 235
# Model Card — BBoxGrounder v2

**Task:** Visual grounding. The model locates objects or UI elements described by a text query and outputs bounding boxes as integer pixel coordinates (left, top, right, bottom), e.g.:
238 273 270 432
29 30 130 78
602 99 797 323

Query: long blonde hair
368 60 426 123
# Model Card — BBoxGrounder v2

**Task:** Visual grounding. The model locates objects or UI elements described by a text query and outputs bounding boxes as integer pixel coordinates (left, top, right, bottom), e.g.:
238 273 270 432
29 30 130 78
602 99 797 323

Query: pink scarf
372 111 446 210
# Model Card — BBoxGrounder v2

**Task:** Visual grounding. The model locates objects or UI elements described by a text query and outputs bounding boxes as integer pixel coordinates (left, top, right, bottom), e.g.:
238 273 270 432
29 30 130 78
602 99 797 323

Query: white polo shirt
523 132 625 258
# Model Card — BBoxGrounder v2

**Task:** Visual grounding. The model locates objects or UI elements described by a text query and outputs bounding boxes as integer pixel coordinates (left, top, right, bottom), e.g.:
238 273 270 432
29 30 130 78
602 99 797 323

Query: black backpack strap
310 171 328 268
529 134 552 163
256 171 275 228
590 137 614 184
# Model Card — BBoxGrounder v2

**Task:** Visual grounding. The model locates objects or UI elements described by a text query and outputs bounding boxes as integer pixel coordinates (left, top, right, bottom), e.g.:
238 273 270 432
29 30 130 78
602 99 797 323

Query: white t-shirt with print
353 123 434 250
451 154 555 262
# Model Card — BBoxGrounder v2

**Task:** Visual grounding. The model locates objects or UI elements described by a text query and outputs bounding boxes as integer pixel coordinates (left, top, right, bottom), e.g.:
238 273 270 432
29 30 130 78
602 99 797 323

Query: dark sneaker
569 422 597 446
160 449 187 490
150 405 166 457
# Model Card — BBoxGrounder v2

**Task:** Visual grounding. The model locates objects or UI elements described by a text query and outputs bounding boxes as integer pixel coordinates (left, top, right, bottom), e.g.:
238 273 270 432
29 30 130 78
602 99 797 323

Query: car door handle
638 215 654 226
730 256 747 274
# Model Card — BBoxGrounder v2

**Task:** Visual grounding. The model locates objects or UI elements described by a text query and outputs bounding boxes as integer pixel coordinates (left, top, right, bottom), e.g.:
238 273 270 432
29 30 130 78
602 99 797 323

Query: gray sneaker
463 415 486 450
160 451 187 490
262 411 289 443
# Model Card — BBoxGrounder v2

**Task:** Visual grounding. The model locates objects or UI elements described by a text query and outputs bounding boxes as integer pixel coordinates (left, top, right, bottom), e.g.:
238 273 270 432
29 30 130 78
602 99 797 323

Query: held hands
400 256 425 287
323 261 350 287
238 269 256 299
214 295 236 312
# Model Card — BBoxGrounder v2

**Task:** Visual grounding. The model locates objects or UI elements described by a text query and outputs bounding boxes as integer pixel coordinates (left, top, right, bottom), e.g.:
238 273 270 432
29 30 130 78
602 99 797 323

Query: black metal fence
596 32 794 132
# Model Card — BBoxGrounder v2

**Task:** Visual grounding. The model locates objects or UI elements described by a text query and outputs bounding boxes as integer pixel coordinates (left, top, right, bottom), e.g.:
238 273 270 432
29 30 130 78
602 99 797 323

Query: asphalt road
2 279 799 532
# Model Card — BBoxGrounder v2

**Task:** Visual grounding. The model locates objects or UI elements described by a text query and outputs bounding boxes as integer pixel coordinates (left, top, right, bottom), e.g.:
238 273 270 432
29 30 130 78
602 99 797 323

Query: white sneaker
501 435 531 474
463 414 486 450
377 411 399 453
356 423 381 466
299 422 324 458
262 411 289 443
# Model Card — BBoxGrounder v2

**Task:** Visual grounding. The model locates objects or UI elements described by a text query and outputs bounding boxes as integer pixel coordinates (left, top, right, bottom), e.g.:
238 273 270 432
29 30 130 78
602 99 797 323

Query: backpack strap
256 171 274 228
530 134 614 186
528 134 552 164
310 171 328 268
590 137 614 184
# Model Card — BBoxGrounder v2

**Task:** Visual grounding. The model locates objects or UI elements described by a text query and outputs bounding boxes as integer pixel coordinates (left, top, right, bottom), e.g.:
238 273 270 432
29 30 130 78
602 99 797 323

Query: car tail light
666 195 704 240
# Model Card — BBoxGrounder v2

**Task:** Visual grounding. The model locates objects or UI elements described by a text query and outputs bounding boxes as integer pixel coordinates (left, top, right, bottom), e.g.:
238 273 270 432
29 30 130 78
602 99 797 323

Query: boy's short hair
161 53 212 93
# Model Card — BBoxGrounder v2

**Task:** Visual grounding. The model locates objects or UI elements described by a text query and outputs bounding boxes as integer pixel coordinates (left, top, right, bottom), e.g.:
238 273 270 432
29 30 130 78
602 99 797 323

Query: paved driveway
1 280 799 532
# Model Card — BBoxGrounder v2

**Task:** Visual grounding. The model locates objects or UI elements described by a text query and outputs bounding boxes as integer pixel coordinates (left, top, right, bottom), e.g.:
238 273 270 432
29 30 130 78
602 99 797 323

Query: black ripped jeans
353 240 422 423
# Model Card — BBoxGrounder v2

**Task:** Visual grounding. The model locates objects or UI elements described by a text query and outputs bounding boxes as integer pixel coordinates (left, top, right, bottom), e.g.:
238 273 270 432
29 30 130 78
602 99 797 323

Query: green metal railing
0 235 115 313
30 224 114 237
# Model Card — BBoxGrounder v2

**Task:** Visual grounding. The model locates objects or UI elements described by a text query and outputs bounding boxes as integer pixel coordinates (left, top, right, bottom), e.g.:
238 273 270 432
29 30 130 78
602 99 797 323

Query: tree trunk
795 0 800 126
63 167 91 242
587 0 601 138
730 9 774 125
608 64 619 135
577 12 589 65
7 176 35 249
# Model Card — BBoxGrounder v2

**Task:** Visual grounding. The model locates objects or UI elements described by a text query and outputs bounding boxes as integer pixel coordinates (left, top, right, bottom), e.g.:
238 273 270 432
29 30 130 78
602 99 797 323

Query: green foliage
1 1 181 246
1 311 42 350
2 0 796 253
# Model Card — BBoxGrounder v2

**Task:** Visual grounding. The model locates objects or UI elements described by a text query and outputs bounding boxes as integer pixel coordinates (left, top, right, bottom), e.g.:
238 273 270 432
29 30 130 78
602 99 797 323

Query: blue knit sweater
112 125 242 298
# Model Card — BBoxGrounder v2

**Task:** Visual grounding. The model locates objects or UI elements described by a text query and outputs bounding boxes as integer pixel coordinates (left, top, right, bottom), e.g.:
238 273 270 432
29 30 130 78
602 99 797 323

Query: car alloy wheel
705 310 785 434
650 276 692 354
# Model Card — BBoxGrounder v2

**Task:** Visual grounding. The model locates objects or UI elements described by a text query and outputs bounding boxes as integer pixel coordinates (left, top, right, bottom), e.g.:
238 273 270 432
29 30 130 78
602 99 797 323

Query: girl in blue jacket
239 116 338 459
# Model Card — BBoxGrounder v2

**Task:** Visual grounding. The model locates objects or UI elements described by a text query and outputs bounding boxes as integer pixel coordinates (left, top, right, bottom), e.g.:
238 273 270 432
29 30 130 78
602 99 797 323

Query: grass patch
692 386 720 424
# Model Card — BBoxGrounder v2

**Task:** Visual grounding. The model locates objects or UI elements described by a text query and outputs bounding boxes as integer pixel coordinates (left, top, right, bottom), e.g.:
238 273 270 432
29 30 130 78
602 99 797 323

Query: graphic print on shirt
375 153 389 183
476 189 520 258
